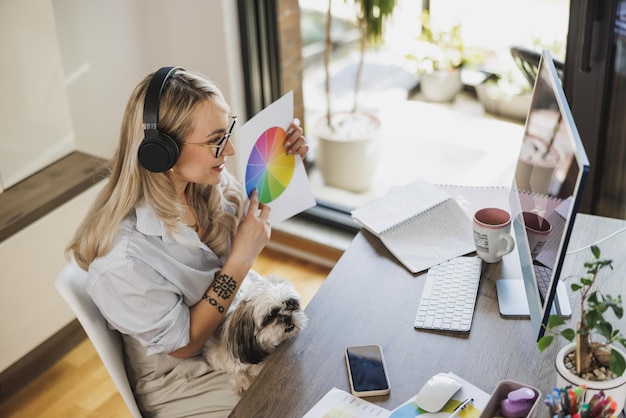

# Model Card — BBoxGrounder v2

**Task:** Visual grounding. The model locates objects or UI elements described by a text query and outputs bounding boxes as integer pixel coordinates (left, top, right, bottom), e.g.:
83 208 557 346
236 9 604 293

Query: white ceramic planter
555 343 626 414
314 111 382 192
475 83 531 122
419 68 462 103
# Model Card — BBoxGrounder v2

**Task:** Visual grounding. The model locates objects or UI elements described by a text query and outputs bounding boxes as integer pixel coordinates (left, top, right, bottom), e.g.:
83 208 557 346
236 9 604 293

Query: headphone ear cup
138 130 180 172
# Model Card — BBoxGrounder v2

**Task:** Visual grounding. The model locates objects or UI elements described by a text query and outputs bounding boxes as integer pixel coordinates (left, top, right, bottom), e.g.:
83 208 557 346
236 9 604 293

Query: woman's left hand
285 119 309 159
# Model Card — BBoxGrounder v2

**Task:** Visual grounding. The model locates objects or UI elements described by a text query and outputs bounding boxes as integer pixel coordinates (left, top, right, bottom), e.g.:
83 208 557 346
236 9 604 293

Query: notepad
351 179 474 273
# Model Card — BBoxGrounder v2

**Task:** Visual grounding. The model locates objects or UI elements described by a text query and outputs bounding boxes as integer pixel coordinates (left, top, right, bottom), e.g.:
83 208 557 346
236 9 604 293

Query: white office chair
55 261 143 418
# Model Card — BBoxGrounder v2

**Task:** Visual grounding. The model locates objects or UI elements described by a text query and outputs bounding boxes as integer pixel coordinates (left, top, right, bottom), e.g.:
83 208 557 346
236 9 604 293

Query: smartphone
345 345 391 397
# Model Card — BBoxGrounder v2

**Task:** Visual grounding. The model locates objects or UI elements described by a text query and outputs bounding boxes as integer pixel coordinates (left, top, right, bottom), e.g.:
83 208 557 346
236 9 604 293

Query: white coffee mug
473 208 516 263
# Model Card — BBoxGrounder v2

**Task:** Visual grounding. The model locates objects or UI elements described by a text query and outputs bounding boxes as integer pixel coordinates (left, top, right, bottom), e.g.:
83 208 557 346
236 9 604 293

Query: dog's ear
225 301 268 364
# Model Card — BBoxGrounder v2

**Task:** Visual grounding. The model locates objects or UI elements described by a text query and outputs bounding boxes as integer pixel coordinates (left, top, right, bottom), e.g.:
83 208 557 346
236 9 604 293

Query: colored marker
581 403 590 418
590 399 608 418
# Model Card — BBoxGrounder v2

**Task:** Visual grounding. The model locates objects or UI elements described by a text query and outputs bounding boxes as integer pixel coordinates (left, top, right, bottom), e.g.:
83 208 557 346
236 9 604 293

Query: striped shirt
87 199 228 355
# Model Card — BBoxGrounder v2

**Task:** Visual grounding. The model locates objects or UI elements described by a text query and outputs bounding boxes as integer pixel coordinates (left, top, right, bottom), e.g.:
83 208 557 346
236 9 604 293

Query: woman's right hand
229 189 271 270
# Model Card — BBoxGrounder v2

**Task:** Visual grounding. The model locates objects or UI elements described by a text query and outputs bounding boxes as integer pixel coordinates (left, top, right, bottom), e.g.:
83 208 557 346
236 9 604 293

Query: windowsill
0 152 109 244
306 92 526 211
269 214 356 269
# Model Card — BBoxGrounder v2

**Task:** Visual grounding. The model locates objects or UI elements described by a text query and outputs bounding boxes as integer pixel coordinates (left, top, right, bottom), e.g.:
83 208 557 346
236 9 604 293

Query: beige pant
123 334 241 417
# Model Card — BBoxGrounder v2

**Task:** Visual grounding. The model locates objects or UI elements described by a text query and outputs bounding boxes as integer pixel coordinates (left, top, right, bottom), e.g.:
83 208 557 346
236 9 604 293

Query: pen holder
479 380 542 418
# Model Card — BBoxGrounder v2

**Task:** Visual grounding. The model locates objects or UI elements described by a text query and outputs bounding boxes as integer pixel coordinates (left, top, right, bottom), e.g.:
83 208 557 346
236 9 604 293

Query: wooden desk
231 214 626 417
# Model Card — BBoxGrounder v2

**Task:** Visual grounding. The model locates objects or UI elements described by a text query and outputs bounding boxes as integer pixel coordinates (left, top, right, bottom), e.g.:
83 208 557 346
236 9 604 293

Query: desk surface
231 213 626 417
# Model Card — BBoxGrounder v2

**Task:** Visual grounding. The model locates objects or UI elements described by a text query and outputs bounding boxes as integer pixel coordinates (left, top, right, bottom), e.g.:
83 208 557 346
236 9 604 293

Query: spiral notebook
351 179 475 273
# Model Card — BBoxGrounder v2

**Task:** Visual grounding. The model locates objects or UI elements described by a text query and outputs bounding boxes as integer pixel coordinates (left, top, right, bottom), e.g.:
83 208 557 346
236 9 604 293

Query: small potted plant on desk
406 11 465 103
538 245 626 411
314 0 398 193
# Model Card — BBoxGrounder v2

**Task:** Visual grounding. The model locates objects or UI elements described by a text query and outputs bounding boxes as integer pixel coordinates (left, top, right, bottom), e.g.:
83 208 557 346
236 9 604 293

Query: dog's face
224 275 308 365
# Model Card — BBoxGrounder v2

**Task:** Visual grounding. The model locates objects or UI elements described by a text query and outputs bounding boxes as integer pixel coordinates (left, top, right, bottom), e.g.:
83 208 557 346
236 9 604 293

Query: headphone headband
138 66 183 172
143 66 180 129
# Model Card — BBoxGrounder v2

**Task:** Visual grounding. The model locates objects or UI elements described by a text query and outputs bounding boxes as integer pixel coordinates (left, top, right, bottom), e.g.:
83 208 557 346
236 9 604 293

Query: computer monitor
496 50 590 340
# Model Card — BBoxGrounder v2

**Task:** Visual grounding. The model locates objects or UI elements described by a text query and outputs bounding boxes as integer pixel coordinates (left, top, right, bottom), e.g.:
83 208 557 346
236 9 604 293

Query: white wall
0 0 76 190
0 181 104 372
52 0 245 160
0 0 246 373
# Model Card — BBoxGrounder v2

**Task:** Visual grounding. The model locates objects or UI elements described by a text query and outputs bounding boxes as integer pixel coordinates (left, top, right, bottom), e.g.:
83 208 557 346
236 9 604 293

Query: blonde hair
66 69 244 270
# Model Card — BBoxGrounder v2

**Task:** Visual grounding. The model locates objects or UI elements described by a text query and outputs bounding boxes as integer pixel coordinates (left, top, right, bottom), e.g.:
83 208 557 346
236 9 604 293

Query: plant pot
475 83 531 121
556 342 626 414
419 68 462 103
313 111 382 192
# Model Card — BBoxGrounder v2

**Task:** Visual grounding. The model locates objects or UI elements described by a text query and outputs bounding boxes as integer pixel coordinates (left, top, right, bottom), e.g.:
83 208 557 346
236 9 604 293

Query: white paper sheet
389 373 490 418
303 387 391 418
237 91 315 224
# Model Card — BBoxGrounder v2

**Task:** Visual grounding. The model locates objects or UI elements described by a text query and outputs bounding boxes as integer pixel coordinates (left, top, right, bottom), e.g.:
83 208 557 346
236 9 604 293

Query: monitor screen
505 50 589 339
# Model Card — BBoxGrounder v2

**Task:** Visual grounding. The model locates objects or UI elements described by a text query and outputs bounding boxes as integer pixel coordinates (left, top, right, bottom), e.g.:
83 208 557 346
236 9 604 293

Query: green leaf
561 328 576 342
571 283 582 291
591 245 600 258
596 322 613 340
605 296 624 318
586 310 601 328
538 335 553 351
547 315 566 328
610 349 626 377
599 259 613 268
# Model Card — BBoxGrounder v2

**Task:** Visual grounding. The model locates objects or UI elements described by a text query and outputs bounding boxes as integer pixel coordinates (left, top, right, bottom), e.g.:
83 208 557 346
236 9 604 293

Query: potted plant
406 11 465 102
475 69 532 122
538 245 626 411
314 0 398 192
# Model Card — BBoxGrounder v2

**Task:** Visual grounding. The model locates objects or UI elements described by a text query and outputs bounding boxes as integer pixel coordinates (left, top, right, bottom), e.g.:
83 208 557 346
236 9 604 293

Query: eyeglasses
186 116 237 158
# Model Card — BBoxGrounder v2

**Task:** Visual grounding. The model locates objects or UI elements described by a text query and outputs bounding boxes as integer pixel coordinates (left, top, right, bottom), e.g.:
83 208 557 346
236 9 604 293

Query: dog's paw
231 373 254 395
233 384 246 396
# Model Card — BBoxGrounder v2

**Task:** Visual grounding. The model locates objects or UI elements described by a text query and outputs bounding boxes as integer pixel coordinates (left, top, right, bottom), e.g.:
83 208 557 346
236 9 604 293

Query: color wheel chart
245 126 295 204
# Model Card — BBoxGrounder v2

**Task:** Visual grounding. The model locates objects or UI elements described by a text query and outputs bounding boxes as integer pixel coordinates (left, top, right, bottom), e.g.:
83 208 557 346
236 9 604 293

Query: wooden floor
0 247 333 418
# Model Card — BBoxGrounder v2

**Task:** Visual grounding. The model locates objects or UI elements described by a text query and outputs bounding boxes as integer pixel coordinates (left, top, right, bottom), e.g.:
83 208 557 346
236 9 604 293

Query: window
299 0 569 224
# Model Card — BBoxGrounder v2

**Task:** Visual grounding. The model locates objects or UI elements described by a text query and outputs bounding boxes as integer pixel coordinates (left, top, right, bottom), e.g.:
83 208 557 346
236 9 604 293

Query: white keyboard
535 264 551 302
414 256 483 333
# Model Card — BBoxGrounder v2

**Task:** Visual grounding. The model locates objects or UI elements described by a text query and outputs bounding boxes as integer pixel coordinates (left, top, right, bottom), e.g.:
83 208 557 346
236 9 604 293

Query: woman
65 67 308 417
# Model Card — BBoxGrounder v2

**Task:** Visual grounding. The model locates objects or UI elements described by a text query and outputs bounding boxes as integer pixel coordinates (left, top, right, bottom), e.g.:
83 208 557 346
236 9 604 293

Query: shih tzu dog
203 272 308 395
